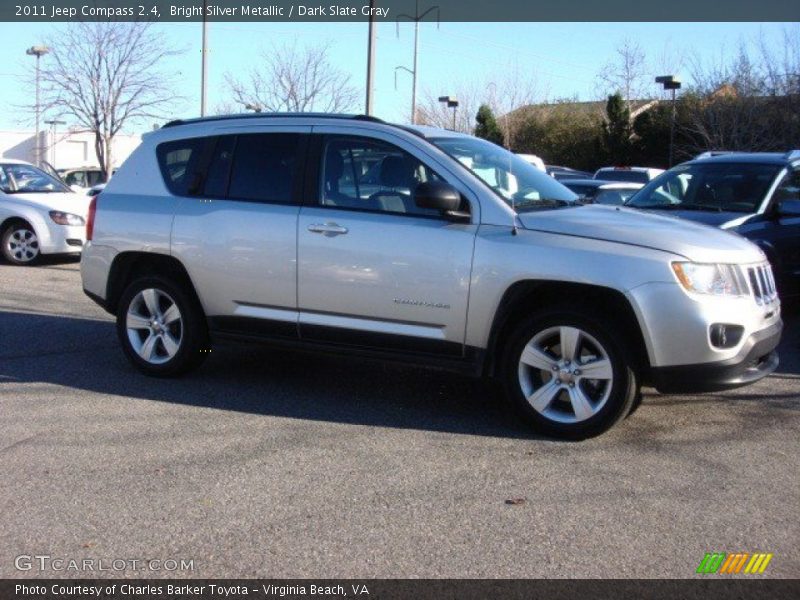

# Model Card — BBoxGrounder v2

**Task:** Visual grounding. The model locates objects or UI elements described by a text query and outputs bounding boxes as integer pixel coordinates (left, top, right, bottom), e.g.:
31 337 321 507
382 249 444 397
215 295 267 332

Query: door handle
307 223 349 237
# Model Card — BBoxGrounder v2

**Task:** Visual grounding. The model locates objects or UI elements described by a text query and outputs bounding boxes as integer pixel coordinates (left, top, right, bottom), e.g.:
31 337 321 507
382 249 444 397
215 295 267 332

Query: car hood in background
644 209 747 228
1 191 92 219
517 204 764 264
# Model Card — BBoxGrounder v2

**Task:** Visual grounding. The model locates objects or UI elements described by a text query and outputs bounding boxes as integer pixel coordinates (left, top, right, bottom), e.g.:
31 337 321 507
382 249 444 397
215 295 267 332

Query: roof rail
785 149 800 161
162 112 386 129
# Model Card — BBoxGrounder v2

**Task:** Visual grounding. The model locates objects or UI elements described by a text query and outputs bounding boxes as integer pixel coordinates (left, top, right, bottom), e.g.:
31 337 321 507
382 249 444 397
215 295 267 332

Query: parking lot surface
1 258 798 578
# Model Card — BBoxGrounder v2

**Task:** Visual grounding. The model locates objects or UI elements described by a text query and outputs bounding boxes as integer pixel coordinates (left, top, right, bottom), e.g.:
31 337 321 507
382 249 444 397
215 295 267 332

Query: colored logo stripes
697 552 773 574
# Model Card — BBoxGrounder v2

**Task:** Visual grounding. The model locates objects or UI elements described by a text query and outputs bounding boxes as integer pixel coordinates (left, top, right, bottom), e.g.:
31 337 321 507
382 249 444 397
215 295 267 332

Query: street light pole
656 75 682 168
27 45 50 167
438 96 459 130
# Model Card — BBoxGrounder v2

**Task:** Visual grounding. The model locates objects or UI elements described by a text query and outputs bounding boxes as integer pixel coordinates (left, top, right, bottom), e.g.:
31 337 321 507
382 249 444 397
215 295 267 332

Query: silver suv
80 114 782 439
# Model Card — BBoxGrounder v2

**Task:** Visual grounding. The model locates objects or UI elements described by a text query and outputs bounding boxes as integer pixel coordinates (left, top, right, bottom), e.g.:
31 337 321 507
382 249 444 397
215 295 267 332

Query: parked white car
516 153 546 172
593 166 664 184
0 159 91 265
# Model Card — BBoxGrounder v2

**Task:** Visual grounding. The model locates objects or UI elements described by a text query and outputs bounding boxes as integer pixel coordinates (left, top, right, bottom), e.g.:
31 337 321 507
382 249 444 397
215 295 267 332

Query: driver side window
320 137 442 217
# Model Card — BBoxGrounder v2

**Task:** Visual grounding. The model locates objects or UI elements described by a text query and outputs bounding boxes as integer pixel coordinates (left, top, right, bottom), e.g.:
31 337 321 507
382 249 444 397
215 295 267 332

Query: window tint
628 163 781 213
227 134 298 203
156 137 205 196
203 136 236 198
321 137 444 216
771 169 800 205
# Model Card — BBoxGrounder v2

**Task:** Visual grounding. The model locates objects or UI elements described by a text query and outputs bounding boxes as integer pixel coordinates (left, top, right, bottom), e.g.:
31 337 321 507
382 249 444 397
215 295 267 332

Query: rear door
170 127 309 337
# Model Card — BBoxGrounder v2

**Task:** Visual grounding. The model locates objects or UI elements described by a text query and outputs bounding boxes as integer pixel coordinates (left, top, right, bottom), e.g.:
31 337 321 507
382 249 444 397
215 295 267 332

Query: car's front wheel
1 222 41 265
116 276 209 376
501 308 639 439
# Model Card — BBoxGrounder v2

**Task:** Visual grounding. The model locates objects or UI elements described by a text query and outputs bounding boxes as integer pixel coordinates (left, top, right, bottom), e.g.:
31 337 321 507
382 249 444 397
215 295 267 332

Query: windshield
626 162 782 213
595 169 649 184
430 137 578 211
0 163 72 194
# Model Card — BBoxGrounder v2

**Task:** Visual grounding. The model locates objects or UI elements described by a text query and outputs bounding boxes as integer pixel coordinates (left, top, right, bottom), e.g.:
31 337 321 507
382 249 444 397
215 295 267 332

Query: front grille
746 263 778 305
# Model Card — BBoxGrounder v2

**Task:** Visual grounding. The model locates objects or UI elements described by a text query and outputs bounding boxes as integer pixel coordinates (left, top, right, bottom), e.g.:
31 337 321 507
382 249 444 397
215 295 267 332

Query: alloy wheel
517 326 614 424
7 228 40 263
125 288 183 365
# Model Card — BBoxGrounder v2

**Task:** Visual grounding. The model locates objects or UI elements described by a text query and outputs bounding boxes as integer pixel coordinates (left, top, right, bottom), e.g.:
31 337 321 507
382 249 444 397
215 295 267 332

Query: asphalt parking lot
1 258 798 579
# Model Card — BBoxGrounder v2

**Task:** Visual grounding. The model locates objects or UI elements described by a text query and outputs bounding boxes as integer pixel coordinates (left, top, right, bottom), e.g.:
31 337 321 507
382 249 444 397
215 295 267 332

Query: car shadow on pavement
0 310 543 440
1 310 798 441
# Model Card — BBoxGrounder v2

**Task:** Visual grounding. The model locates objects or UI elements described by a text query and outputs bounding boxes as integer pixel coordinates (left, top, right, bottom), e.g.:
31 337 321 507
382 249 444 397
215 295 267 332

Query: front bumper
39 222 85 254
649 319 782 393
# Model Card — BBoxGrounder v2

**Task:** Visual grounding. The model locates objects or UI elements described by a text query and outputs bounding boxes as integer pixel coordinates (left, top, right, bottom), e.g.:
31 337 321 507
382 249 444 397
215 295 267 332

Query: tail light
86 195 98 241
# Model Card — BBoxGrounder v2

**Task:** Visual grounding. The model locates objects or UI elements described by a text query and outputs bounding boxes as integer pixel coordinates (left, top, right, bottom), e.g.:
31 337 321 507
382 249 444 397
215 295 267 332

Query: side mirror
777 199 800 217
414 181 462 213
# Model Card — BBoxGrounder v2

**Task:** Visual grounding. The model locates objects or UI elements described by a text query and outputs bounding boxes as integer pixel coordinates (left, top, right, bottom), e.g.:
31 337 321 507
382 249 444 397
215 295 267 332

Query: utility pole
365 0 376 115
396 1 439 124
26 45 49 166
200 0 209 116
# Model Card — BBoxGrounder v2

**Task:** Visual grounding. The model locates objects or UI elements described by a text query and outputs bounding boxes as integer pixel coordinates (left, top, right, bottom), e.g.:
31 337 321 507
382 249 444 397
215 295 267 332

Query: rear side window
227 134 299 203
156 138 205 196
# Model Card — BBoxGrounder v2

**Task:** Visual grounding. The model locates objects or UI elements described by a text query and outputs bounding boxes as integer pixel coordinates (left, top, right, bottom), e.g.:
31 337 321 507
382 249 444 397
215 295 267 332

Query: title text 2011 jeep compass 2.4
80 114 782 439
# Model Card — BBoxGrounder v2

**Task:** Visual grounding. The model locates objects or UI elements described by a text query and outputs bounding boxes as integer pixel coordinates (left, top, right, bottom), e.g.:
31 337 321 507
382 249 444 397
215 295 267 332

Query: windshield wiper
515 198 575 210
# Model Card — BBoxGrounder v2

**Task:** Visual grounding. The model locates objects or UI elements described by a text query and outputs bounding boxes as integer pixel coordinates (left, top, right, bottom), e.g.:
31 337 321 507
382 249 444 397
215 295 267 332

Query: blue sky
0 21 793 132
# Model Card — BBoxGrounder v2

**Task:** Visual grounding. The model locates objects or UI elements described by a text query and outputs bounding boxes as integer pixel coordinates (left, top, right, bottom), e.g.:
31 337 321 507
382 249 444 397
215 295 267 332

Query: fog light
710 324 743 349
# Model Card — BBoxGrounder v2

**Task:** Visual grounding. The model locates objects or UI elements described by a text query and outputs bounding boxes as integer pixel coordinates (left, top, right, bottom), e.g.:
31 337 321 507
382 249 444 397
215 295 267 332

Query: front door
297 133 477 356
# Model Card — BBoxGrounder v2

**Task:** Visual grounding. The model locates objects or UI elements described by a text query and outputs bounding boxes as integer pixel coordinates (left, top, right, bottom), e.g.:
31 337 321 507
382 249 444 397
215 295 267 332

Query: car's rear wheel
2 223 40 265
501 308 639 439
116 276 209 376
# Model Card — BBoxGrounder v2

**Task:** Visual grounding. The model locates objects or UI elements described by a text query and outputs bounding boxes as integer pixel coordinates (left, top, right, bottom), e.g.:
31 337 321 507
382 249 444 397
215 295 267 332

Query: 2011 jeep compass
80 114 782 439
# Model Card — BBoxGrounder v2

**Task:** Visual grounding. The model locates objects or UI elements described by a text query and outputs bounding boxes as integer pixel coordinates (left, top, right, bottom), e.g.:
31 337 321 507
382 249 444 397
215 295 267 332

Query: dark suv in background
626 151 800 299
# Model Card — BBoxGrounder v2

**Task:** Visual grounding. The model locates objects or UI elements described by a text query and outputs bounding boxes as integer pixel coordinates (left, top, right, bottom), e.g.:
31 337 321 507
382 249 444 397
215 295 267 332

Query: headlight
49 211 85 226
671 262 745 297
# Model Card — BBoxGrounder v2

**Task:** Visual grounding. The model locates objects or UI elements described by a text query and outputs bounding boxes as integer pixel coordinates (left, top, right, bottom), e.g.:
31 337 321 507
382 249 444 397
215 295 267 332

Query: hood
646 209 746 228
1 191 92 219
517 204 764 264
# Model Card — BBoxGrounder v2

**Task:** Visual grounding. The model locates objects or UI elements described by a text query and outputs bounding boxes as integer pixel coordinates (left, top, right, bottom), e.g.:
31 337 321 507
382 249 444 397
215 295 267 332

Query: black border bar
3 579 800 600
4 1 800 22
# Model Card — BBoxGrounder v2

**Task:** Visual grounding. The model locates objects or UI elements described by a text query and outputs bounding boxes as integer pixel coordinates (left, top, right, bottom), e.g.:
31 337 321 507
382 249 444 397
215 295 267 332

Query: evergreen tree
474 104 504 145
601 93 634 164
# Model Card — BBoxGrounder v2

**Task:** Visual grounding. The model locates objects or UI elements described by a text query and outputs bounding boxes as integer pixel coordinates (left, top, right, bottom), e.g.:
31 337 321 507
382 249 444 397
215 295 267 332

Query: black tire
1 221 41 265
116 276 209 377
500 307 639 440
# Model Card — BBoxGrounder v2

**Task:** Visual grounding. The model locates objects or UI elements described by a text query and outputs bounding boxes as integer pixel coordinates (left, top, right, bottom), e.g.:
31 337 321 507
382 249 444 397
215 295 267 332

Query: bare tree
596 39 650 107
416 66 541 149
225 42 359 114
487 66 542 150
682 29 800 153
38 22 182 180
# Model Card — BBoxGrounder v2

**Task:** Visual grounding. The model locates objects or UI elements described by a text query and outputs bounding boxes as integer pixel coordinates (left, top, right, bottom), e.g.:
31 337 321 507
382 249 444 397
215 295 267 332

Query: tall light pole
365 0 376 115
438 95 459 130
396 1 439 124
44 119 66 167
656 75 681 167
200 0 209 116
26 45 49 166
